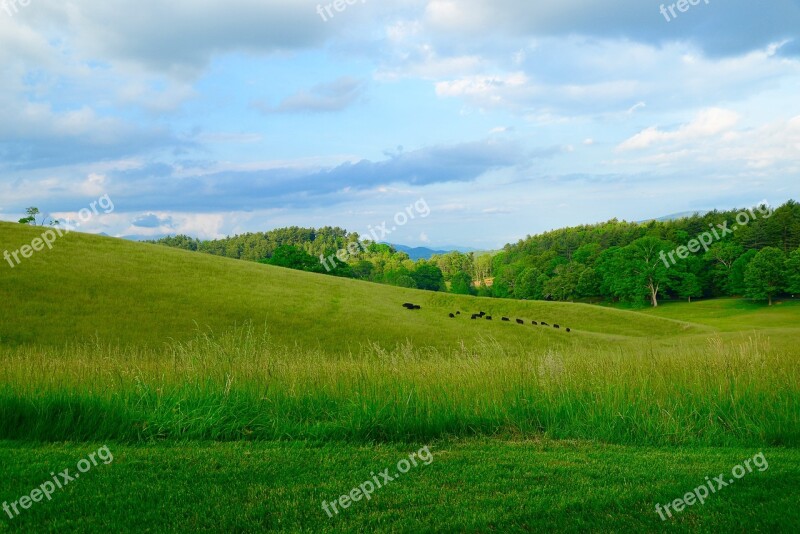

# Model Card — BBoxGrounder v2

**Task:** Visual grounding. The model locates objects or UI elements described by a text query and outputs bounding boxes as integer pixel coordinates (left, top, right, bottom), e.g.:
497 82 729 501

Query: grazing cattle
566 328 571 333
413 305 421 310
478 311 486 317
486 316 492 320
456 311 461 315
449 313 455 318
532 321 538 325
516 319 524 325
471 314 478 319
554 324 560 329
541 322 549 326
402 303 414 309
502 317 510 322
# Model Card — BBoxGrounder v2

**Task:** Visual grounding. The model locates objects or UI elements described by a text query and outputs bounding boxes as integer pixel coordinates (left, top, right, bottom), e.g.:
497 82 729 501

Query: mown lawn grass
0 439 798 533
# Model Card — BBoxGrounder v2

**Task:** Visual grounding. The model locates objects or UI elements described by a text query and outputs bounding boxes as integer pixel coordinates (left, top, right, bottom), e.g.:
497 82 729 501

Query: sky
0 0 799 249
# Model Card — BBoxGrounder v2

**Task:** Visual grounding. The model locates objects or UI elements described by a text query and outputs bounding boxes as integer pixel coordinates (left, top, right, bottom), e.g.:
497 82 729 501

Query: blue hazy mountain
387 243 476 260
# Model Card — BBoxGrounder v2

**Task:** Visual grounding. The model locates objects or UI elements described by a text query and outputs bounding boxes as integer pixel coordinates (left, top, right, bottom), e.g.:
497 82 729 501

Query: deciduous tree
745 247 786 305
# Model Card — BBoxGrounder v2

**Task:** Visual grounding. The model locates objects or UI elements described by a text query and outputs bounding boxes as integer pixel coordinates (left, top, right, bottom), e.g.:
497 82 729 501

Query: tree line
471 200 800 307
147 200 800 306
147 227 448 291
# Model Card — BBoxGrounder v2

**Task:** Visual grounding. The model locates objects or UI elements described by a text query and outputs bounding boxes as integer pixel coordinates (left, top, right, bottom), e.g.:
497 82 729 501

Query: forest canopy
148 200 800 307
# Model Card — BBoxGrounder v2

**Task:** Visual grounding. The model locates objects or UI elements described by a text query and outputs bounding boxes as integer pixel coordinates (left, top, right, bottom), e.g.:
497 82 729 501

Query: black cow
449 313 455 318
471 314 479 320
566 328 571 333
516 319 524 325
413 305 421 310
486 316 492 320
456 311 461 315
554 324 560 329
502 317 510 322
541 322 549 326
402 303 414 309
532 321 538 325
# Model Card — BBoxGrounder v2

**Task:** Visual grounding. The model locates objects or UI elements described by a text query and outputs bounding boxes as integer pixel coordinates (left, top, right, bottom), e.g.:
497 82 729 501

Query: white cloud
610 113 800 176
151 213 226 240
627 102 646 114
428 39 799 117
435 72 528 105
618 108 741 151
79 173 108 197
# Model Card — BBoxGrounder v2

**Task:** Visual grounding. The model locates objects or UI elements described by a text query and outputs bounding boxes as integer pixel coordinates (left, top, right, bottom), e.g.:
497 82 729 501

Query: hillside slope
1 222 706 350
1 222 797 446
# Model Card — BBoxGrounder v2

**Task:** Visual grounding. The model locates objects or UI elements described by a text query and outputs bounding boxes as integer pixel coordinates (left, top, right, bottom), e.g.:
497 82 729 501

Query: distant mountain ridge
638 210 710 223
387 243 477 260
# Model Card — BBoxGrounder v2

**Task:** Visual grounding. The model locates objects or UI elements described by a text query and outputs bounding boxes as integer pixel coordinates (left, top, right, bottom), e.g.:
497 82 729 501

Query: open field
643 297 800 332
0 223 710 350
1 222 799 531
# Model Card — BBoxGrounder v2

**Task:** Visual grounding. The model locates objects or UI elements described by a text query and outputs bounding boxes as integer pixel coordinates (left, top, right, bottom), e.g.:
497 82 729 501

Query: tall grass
1 327 797 446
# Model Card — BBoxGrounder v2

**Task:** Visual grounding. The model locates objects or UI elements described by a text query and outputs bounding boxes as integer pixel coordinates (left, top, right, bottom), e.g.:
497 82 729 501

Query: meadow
1 221 798 532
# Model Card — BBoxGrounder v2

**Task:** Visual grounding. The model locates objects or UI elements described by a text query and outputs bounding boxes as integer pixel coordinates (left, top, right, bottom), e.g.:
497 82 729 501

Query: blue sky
1 0 798 249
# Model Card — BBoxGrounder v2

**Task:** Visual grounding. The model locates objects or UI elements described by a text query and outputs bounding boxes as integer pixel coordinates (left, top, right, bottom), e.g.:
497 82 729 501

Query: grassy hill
0 221 706 350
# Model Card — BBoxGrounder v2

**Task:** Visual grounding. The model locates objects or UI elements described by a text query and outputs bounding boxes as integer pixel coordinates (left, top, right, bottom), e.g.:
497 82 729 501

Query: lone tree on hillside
744 247 786 305
18 207 59 227
626 237 675 307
